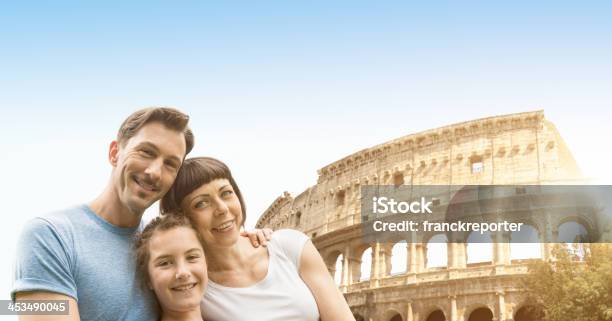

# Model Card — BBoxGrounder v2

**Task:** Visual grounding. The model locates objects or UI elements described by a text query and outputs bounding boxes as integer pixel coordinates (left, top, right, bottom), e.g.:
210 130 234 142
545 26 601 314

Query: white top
201 229 320 321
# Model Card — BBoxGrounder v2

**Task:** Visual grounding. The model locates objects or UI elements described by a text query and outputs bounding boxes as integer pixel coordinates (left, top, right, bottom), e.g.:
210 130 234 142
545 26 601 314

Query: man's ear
109 141 119 166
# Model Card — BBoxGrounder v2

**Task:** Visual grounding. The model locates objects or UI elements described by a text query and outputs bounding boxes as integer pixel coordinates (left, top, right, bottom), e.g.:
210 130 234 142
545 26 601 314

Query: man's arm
13 218 79 320
240 228 273 247
16 292 80 321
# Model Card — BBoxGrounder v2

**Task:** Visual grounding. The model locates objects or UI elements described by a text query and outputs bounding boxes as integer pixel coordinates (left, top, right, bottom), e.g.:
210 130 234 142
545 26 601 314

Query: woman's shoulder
270 229 310 268
271 228 309 242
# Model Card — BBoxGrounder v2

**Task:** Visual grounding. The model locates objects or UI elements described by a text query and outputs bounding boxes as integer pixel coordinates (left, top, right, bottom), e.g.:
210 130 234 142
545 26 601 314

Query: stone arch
359 246 373 281
557 218 591 243
390 241 408 275
558 220 590 260
334 254 343 285
514 304 544 321
466 306 494 321
426 234 448 268
423 308 447 321
382 308 403 321
466 231 493 264
510 224 542 260
322 249 343 283
348 244 369 282
353 312 365 321
294 211 302 227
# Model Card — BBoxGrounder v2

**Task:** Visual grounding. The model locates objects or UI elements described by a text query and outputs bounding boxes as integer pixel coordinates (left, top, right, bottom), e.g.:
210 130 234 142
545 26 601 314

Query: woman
161 157 355 321
134 214 207 321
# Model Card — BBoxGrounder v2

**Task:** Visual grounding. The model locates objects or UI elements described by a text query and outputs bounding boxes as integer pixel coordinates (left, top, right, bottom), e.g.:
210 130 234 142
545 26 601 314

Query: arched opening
390 242 407 275
389 313 403 321
511 224 542 260
425 309 446 321
360 247 372 281
334 254 343 285
393 173 404 186
295 211 302 227
427 234 448 268
514 305 544 321
467 307 493 321
466 231 493 264
558 220 589 242
558 221 589 260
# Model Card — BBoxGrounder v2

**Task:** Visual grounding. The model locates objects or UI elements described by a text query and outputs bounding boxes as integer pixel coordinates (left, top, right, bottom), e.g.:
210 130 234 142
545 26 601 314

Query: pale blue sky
1 1 611 301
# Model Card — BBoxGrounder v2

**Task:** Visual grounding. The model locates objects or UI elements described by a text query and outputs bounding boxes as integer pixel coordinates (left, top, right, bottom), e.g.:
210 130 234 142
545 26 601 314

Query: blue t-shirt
12 205 158 321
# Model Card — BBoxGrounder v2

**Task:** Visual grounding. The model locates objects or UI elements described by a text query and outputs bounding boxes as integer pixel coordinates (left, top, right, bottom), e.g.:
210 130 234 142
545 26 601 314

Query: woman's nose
213 199 229 216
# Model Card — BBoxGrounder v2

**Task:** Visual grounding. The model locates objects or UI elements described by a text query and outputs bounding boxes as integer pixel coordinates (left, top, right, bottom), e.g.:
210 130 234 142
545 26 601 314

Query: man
12 108 268 321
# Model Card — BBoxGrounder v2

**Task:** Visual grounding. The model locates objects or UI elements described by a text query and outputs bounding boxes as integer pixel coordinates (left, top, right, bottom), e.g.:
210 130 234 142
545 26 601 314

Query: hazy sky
1 1 611 302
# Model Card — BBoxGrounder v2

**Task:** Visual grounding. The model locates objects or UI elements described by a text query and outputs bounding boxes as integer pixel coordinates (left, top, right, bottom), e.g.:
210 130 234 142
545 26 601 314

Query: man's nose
144 159 162 181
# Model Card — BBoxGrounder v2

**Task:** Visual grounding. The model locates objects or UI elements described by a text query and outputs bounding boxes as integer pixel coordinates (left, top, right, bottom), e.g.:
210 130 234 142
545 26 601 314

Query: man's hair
160 157 247 226
117 107 194 156
133 214 204 291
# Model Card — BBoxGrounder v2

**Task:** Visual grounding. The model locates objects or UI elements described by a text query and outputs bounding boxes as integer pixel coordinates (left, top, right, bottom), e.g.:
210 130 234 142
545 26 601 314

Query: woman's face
147 226 207 313
181 178 244 248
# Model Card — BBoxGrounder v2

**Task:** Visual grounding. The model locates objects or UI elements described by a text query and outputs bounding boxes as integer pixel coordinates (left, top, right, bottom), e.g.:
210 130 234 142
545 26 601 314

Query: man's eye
140 149 155 157
165 161 179 170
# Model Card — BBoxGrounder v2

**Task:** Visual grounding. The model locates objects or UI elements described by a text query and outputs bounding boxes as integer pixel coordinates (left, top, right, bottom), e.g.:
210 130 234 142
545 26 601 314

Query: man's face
110 122 187 215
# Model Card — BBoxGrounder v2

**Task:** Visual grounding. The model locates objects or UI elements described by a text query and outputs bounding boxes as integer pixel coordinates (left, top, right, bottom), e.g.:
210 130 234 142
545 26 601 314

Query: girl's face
181 178 244 248
147 226 207 313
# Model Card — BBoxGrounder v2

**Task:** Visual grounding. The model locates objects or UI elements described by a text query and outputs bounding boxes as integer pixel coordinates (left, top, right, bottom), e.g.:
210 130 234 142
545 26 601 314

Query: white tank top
201 229 320 321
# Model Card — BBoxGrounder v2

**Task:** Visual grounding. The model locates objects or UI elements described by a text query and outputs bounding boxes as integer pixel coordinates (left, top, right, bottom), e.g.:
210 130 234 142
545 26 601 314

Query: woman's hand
240 228 273 247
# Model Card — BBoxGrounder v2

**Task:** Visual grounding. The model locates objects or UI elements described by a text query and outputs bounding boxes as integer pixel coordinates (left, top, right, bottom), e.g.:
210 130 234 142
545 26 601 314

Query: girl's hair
133 214 204 290
160 157 246 226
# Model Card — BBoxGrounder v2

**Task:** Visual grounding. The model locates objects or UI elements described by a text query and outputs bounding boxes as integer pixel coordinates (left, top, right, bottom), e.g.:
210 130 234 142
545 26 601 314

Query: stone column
370 243 381 287
450 296 457 321
448 241 467 269
384 244 393 276
406 302 413 321
378 244 388 278
408 242 417 273
497 292 506 321
341 245 351 289
494 233 511 265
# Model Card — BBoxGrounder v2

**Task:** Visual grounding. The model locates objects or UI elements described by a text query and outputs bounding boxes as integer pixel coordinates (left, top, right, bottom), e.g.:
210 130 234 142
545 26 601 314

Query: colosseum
256 110 589 321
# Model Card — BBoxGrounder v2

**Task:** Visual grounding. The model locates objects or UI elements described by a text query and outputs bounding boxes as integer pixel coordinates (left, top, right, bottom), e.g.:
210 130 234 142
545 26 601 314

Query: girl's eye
157 260 170 267
195 200 209 209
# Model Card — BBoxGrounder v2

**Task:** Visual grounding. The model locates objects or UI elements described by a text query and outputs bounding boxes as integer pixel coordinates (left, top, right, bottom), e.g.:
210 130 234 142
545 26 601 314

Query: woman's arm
299 240 355 321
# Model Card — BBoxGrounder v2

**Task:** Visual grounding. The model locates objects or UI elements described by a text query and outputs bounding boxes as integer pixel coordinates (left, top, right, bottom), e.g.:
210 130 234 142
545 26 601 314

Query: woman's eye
187 255 200 261
221 190 234 197
157 261 170 267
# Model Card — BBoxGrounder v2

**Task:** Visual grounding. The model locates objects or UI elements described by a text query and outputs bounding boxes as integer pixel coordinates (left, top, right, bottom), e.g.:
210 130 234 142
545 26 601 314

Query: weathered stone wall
256 110 583 321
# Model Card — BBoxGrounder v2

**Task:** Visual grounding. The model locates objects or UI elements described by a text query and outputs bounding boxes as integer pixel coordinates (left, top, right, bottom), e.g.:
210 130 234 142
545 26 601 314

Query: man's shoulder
22 205 89 239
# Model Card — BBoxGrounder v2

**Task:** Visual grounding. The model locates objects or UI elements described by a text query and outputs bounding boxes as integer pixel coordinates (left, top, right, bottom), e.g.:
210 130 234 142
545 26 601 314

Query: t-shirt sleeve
272 229 310 269
12 218 77 300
